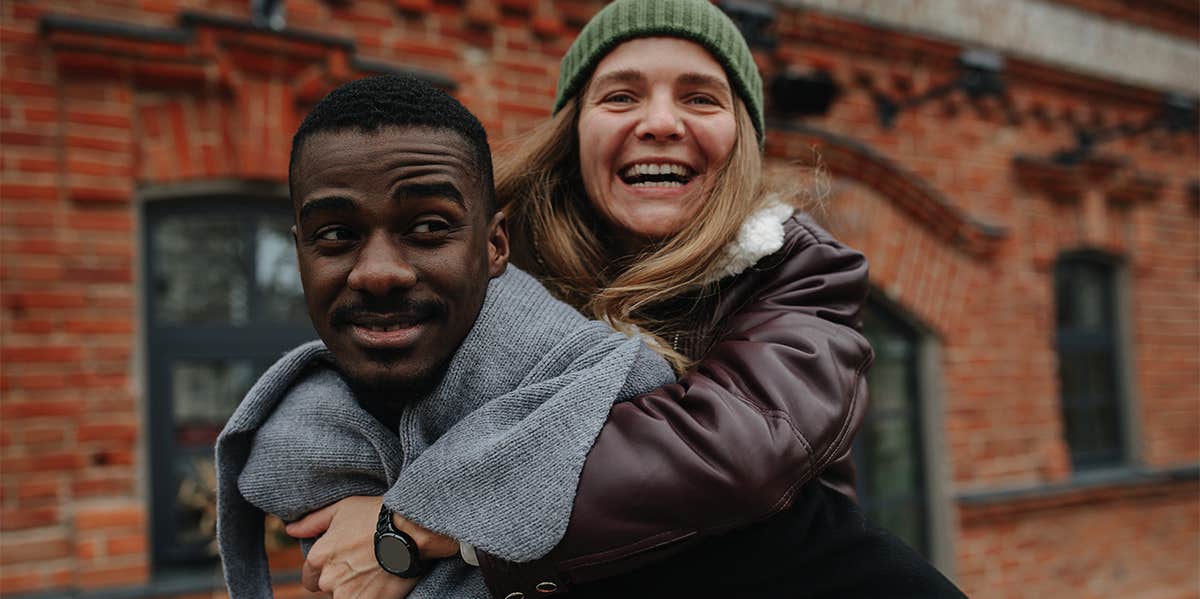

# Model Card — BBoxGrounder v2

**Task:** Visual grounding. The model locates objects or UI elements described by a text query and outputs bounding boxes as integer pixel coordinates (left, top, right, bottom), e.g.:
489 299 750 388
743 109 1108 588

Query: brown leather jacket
478 213 873 597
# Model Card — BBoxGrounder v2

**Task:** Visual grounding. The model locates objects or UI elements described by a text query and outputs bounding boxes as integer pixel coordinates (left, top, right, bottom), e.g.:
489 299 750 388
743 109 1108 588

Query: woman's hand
285 495 458 598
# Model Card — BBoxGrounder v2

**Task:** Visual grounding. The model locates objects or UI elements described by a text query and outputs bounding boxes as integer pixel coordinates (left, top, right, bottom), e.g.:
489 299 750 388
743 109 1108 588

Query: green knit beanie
554 0 765 143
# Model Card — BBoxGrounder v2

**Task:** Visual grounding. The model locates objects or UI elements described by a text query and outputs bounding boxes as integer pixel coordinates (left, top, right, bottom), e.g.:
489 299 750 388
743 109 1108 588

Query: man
215 75 674 599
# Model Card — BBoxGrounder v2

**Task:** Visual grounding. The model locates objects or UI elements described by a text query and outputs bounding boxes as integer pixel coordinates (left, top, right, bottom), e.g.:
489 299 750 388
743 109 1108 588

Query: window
1054 252 1126 469
143 197 314 570
855 303 929 556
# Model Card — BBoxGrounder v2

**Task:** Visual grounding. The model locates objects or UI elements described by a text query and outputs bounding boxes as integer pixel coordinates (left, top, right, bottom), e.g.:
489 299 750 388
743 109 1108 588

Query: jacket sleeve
477 216 874 596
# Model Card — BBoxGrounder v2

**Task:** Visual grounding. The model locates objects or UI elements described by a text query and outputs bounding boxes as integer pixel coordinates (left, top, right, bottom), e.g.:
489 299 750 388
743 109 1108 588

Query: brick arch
825 179 990 337
765 124 1008 336
766 122 1007 260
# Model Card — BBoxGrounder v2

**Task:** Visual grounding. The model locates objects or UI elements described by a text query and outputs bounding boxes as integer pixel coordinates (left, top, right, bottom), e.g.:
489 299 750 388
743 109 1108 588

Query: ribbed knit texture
553 0 765 142
215 266 674 599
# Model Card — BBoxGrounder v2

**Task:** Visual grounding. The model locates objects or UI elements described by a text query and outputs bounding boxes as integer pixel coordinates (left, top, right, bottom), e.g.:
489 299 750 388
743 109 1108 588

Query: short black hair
289 75 494 211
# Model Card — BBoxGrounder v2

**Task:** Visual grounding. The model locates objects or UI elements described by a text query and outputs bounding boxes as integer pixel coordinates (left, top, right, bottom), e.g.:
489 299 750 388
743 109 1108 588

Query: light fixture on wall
251 0 286 31
718 0 777 50
770 68 841 117
871 49 1009 129
1052 92 1199 165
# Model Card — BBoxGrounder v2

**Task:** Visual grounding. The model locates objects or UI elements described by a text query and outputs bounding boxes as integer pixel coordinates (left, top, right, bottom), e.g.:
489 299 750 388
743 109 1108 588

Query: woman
290 1 963 597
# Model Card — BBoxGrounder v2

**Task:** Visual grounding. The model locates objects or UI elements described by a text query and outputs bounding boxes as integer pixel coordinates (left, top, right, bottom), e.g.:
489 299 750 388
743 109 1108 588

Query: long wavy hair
495 95 805 371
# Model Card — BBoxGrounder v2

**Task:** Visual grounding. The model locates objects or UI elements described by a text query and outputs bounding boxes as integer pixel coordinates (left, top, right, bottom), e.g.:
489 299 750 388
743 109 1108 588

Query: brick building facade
1 1 1197 598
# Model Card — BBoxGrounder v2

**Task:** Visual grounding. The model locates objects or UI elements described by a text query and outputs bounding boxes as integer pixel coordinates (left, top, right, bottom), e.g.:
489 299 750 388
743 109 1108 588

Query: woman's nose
346 233 418 297
635 94 685 141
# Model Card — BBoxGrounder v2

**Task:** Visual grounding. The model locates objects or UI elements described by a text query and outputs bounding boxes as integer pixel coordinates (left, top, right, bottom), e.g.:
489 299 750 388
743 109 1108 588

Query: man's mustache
331 297 445 327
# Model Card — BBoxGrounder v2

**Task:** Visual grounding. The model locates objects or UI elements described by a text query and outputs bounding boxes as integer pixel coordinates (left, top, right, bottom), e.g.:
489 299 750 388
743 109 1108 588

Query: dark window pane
1054 255 1124 468
174 452 219 558
167 359 257 562
255 217 307 324
172 359 256 447
873 499 925 552
857 305 928 557
1072 268 1105 332
865 416 919 500
153 215 250 325
146 200 311 570
866 352 908 415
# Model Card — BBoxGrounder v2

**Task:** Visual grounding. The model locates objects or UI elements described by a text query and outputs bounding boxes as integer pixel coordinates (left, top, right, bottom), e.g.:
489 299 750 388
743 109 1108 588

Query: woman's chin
608 215 691 248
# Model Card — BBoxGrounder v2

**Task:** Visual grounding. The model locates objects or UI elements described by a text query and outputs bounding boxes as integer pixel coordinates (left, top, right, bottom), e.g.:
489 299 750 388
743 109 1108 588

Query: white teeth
621 163 694 178
364 324 408 332
631 181 683 188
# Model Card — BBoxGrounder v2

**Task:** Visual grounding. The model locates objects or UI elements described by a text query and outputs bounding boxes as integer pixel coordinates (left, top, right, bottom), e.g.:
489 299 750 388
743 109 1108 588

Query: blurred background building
1 0 1197 597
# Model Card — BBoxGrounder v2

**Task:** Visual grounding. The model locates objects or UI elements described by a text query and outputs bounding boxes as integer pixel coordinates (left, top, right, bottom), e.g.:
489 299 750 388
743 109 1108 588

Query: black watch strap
374 504 425 578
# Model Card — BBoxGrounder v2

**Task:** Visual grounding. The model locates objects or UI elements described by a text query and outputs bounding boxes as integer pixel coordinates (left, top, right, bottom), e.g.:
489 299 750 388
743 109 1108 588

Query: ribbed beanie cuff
554 0 765 143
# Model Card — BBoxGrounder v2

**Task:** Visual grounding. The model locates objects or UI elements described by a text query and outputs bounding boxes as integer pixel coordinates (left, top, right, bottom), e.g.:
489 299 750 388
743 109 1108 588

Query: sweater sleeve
477 216 874 596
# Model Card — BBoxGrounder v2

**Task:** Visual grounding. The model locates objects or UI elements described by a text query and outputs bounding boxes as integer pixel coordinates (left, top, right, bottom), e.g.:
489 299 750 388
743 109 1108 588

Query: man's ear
486 210 510 278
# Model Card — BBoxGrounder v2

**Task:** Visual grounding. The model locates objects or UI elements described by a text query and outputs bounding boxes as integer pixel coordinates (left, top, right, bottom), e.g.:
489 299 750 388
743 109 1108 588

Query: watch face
376 533 414 574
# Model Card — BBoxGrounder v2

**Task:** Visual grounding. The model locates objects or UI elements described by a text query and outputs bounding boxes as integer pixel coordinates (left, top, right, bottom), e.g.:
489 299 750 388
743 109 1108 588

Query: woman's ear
486 210 510 277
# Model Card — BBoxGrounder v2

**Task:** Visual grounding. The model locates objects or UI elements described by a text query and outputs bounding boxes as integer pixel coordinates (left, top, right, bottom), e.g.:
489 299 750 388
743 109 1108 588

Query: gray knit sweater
215 266 674 598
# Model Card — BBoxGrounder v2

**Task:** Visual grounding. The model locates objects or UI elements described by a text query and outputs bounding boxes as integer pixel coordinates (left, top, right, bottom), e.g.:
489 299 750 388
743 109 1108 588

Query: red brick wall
2 1 1196 597
958 482 1199 598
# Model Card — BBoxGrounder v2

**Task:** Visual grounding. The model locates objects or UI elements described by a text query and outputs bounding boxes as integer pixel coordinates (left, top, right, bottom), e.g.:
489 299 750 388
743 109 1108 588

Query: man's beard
329 349 448 428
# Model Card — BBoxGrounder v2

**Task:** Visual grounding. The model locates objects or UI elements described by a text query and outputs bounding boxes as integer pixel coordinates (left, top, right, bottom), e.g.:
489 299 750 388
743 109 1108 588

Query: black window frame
142 195 315 572
1054 250 1128 470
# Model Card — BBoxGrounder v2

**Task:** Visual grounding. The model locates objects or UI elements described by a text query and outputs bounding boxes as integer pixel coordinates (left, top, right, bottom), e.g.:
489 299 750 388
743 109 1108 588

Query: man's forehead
292 125 480 190
291 125 486 214
300 125 475 160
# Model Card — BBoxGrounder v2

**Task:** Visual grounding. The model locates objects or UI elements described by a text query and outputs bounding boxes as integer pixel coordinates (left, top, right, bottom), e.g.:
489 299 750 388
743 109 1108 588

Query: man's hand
285 495 458 598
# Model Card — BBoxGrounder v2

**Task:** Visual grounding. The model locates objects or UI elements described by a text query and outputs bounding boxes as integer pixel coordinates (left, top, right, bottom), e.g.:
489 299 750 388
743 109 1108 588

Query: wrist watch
374 504 425 578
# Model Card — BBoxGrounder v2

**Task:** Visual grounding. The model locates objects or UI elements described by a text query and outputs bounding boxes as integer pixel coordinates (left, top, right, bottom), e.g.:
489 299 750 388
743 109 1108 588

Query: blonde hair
496 97 800 371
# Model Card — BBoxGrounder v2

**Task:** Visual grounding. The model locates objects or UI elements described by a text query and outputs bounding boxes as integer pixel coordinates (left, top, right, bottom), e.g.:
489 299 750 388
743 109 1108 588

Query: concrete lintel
778 0 1200 95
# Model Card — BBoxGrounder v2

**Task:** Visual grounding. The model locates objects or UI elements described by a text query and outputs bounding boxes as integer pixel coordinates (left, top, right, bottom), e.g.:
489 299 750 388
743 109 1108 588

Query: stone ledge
5 568 298 599
956 463 1200 524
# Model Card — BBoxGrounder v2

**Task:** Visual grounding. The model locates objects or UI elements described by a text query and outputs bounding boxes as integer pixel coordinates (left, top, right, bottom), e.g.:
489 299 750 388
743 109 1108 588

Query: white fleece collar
705 198 796 283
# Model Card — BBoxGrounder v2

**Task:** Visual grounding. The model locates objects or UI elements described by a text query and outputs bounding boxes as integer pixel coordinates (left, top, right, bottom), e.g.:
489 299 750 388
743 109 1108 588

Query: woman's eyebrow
589 69 645 90
677 72 730 94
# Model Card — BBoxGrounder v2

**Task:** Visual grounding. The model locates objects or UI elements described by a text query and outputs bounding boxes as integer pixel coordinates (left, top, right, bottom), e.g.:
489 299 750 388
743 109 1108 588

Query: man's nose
635 93 685 141
346 233 418 296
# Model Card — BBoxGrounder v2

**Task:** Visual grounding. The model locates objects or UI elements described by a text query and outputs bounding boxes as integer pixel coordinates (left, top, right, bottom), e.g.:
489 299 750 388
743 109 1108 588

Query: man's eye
315 227 355 242
411 220 450 235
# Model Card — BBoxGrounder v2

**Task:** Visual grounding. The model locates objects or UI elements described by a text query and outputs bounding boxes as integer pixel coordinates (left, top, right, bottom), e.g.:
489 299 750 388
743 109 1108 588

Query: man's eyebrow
393 182 464 207
678 72 731 94
298 196 356 224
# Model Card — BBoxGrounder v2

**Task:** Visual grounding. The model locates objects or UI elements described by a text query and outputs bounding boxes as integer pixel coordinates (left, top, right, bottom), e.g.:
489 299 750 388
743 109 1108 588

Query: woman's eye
687 94 719 106
603 92 636 104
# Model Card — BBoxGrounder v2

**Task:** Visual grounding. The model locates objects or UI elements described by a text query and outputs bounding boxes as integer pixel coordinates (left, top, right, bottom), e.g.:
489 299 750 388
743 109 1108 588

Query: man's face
291 126 508 394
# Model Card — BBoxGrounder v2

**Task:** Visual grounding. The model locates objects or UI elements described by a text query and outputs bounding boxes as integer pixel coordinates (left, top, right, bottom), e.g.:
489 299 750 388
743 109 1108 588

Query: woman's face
577 37 738 252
